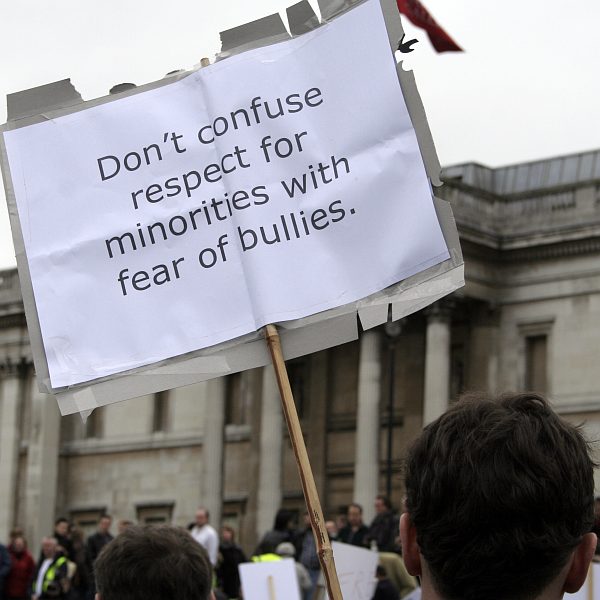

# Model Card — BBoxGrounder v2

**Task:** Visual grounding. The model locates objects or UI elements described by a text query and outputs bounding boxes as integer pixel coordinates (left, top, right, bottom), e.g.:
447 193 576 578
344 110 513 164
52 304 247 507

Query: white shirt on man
190 523 219 566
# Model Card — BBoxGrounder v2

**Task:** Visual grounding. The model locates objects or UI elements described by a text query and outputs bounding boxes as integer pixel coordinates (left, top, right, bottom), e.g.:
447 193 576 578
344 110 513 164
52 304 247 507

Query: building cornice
462 236 600 263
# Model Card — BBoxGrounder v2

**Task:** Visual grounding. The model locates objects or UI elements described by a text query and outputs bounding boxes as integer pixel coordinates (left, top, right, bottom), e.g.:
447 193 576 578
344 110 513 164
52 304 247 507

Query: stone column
256 365 283 539
24 372 61 548
0 365 23 541
353 330 382 525
307 352 329 500
423 302 452 426
468 304 500 393
201 377 226 528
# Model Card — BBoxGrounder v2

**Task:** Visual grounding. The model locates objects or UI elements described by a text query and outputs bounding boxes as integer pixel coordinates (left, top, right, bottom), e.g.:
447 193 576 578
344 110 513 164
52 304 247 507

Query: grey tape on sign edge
78 408 94 424
1 69 196 135
287 1 321 36
57 355 233 416
392 266 465 320
397 65 442 187
217 13 291 61
317 0 364 21
72 388 99 414
279 312 358 360
433 195 463 262
56 313 360 417
7 79 82 122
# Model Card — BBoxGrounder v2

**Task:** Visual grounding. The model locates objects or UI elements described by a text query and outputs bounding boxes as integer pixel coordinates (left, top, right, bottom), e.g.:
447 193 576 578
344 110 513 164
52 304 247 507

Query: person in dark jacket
5 536 34 600
52 520 74 563
216 526 247 599
372 566 399 600
67 527 88 600
85 515 113 600
254 509 295 555
31 538 68 600
338 503 369 547
365 496 399 553
0 543 10 600
295 513 320 600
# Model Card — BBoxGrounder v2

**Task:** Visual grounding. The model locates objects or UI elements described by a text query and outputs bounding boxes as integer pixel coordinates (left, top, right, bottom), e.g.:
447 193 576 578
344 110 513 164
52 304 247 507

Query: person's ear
399 512 422 576
563 532 597 594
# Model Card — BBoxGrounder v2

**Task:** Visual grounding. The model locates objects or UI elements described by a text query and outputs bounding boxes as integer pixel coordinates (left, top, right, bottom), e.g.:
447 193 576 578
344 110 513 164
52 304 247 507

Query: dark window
85 408 103 439
450 342 466 401
152 391 169 432
225 373 250 425
525 335 547 393
288 358 307 419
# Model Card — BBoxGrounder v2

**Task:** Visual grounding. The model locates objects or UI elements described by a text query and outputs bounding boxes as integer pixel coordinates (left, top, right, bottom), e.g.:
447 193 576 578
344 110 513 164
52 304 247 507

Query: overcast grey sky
1 0 599 268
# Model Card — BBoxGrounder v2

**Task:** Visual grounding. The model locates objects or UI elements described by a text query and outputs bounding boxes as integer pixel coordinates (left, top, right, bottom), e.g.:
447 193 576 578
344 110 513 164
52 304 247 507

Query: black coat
216 542 247 598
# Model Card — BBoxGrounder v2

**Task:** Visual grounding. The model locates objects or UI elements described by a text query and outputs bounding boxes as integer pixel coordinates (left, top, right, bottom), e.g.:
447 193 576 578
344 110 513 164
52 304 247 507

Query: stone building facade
1 148 600 554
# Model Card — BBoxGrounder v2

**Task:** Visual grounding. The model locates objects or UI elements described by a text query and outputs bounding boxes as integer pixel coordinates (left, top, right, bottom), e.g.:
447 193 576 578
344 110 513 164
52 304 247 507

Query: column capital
0 356 31 378
470 302 501 328
424 299 454 323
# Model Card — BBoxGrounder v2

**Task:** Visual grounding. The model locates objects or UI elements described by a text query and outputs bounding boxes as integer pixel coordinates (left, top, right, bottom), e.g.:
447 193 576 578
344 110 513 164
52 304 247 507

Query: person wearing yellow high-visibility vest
31 538 68 600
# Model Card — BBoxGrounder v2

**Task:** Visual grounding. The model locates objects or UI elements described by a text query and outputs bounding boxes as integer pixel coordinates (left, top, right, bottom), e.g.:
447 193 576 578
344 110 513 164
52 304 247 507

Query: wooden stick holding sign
267 575 276 600
264 324 343 600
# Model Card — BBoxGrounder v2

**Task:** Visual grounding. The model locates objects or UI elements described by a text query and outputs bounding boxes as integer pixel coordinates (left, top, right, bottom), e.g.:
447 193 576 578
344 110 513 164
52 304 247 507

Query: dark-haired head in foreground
94 525 214 600
400 392 597 600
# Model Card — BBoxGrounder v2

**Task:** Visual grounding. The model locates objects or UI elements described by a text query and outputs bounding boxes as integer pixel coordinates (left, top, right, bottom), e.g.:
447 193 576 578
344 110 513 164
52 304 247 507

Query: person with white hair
276 542 312 600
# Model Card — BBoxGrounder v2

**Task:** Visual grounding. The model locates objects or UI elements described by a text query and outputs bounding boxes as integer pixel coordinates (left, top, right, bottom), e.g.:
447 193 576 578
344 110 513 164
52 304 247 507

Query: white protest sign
2 0 449 390
323 542 379 600
239 559 301 600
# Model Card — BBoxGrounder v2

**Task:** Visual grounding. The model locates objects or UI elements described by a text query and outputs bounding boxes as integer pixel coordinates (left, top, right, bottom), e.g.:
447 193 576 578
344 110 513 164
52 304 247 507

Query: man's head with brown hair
400 392 597 600
94 525 214 600
347 503 364 527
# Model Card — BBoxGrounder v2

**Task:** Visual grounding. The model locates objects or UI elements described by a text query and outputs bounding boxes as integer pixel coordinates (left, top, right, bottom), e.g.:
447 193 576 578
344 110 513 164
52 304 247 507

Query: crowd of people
0 498 411 600
250 499 414 600
0 514 117 600
188 500 413 599
0 392 597 600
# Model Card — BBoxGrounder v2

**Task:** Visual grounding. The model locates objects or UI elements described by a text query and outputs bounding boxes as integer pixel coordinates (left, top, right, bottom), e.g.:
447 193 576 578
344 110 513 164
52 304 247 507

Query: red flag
397 0 463 53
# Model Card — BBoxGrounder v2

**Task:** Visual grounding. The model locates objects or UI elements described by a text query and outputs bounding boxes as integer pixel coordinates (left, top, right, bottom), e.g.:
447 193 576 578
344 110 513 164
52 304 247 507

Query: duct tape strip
58 355 231 416
78 408 94 424
379 0 404 54
277 312 359 358
7 79 82 121
358 303 390 331
397 64 442 187
217 13 291 61
357 262 464 329
317 0 364 22
391 265 464 320
72 387 99 414
287 0 321 36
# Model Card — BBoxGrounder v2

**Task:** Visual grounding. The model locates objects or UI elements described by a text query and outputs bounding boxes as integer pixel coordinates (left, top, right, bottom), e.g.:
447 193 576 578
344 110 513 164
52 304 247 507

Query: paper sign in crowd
240 542 379 600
